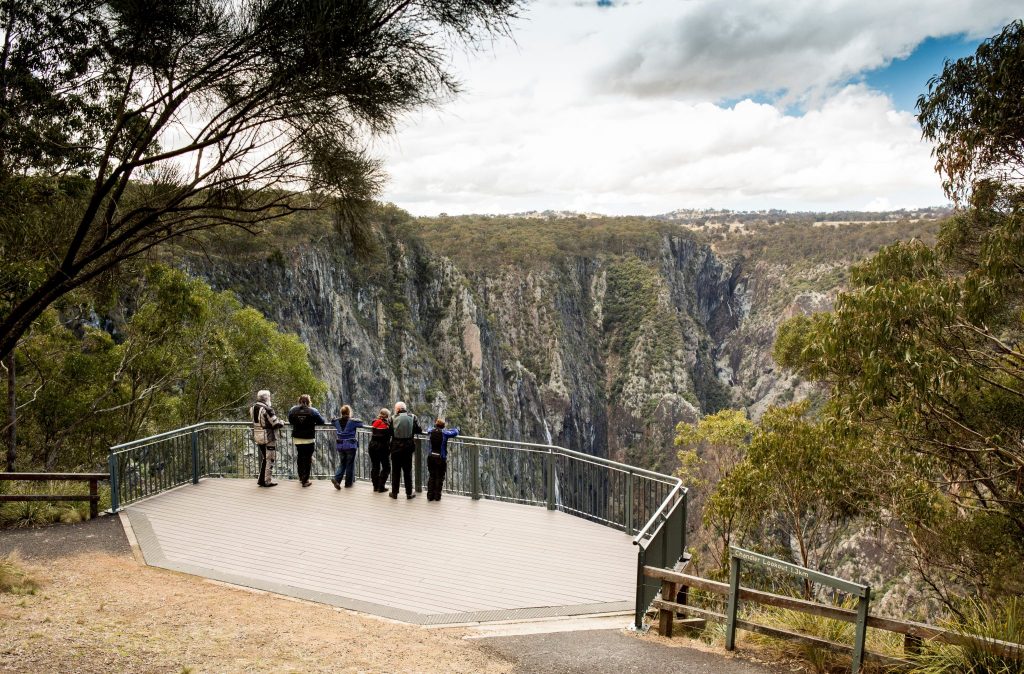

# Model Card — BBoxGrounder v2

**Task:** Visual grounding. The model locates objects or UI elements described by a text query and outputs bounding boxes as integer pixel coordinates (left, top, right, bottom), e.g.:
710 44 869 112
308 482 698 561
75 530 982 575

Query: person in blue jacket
426 418 459 501
331 405 363 489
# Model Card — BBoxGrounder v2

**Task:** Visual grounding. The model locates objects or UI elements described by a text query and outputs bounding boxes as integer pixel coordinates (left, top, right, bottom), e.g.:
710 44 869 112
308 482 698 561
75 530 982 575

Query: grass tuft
0 552 43 595
909 598 1024 674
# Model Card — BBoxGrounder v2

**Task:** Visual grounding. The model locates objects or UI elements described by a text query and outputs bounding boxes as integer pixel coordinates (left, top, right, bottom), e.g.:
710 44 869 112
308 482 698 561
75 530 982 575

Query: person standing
288 394 326 487
367 408 393 492
426 419 459 501
331 405 363 489
250 390 284 488
389 401 421 500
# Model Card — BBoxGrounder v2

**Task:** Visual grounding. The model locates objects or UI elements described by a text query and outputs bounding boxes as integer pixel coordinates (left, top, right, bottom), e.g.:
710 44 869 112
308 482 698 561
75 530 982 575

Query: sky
373 1 1022 216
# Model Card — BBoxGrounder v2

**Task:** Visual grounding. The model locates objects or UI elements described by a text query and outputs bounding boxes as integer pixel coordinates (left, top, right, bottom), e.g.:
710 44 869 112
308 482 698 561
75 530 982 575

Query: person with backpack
331 404 363 489
389 401 421 500
367 408 393 492
287 394 326 487
426 418 460 501
250 390 284 488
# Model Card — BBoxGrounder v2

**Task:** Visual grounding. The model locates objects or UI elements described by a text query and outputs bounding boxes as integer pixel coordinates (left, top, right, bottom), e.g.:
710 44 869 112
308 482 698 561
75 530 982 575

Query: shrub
909 598 1024 674
0 553 42 595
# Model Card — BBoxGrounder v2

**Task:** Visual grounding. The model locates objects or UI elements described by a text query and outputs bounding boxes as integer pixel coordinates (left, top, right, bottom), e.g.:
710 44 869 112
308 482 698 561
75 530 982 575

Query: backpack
393 412 415 440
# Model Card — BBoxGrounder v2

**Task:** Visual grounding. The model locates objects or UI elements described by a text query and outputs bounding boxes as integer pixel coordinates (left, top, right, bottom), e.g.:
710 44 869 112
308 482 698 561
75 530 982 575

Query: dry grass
0 553 513 674
0 552 43 595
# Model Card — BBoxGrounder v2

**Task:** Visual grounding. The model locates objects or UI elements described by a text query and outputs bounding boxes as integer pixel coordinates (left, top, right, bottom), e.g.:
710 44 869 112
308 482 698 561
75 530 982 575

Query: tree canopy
0 0 521 360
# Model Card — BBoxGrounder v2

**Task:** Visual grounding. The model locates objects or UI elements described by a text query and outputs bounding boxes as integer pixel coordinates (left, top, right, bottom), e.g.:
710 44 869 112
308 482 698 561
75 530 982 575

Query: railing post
108 452 120 514
470 442 480 500
546 447 556 510
725 554 741 650
852 587 871 674
634 545 647 630
89 478 99 520
625 469 634 535
414 437 423 493
658 579 678 637
191 430 200 485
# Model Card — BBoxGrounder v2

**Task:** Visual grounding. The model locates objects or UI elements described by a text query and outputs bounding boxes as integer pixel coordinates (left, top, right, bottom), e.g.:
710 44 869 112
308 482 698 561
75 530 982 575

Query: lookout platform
123 478 637 625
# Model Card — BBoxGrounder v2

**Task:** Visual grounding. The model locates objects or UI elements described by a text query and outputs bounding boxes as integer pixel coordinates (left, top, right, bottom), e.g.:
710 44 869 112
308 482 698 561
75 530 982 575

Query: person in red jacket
367 408 393 492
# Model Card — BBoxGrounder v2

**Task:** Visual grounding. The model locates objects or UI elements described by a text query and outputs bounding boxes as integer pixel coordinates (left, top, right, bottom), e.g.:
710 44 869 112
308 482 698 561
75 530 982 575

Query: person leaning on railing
250 390 285 488
331 405 363 489
389 401 421 500
287 394 326 488
426 418 459 502
367 408 393 493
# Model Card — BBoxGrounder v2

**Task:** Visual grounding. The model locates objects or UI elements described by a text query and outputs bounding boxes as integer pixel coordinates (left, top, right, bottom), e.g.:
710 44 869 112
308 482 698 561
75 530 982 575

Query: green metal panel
546 449 556 510
852 587 871 673
725 555 741 650
108 452 120 513
470 443 480 500
730 546 869 597
634 545 648 630
191 431 200 485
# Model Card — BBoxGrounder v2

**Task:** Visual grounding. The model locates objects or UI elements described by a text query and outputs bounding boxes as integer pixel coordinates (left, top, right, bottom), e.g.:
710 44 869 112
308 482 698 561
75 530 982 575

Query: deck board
125 478 637 624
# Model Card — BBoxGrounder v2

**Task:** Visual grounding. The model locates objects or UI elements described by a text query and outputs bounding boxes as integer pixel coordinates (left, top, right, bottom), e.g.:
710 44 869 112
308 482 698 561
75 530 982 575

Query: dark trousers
296 443 315 483
334 449 356 486
390 448 413 496
369 445 390 490
427 453 447 500
257 445 276 484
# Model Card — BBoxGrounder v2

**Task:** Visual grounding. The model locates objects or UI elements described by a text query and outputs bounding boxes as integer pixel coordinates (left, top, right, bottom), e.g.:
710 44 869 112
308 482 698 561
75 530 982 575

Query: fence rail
644 566 1024 669
0 472 109 519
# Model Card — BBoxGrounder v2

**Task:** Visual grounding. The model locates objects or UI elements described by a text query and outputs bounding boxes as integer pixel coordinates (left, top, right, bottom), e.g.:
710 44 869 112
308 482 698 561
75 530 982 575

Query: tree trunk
5 352 14 471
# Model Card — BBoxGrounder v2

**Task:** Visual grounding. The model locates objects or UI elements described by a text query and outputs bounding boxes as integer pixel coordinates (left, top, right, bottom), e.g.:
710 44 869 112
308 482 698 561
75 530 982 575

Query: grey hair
257 390 271 403
394 401 407 412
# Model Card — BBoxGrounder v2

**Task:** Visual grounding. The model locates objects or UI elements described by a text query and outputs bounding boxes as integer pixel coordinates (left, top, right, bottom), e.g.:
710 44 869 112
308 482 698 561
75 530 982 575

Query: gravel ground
477 629 782 674
0 515 130 560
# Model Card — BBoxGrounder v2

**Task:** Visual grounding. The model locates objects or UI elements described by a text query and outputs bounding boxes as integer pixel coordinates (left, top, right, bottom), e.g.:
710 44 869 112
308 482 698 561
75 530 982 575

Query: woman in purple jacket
331 405 363 489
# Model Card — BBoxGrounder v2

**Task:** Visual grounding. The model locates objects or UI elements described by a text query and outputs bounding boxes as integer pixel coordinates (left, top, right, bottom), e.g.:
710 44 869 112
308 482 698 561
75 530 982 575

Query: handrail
632 482 687 545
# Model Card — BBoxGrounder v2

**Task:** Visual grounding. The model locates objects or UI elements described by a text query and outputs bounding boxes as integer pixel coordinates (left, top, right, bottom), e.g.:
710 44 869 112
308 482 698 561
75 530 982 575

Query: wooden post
725 555 741 650
89 478 99 519
904 634 923 656
658 580 678 637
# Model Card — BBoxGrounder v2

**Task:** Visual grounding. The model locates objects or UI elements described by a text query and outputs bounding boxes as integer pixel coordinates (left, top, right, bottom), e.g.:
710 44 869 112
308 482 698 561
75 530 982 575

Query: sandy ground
0 551 513 674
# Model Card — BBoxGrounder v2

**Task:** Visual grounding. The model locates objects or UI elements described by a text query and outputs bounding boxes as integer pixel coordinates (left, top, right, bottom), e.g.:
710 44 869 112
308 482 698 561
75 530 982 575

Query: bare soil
0 551 513 674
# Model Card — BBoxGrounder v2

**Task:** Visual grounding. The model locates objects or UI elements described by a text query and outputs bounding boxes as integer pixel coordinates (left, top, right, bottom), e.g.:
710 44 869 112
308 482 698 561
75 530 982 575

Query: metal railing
108 421 687 622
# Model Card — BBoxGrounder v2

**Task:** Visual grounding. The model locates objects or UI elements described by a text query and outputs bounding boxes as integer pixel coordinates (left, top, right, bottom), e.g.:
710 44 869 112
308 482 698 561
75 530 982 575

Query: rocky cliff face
177 224 823 470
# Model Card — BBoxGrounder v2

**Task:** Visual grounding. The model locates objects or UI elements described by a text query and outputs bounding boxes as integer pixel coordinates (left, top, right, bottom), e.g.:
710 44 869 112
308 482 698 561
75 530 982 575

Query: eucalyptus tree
0 0 521 362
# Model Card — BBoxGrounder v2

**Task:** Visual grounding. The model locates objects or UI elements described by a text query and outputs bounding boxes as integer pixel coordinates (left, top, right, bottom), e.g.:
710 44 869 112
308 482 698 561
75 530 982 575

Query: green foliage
603 258 660 353
10 265 325 471
415 215 683 270
918 20 1024 203
909 598 1024 674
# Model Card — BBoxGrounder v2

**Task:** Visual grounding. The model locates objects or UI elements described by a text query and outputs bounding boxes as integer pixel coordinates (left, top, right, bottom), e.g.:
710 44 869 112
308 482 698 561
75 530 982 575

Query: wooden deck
124 478 637 625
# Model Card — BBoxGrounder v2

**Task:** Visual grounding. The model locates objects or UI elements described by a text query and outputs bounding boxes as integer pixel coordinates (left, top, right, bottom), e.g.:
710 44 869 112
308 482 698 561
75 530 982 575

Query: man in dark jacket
288 394 326 487
389 401 421 499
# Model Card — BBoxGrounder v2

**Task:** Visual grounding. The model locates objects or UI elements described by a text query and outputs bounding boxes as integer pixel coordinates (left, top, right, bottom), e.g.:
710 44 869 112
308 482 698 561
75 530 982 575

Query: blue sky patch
861 34 981 112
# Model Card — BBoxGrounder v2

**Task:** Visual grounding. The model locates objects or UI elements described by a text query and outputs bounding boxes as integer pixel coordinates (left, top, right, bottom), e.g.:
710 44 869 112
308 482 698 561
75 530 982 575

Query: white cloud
374 0 1019 215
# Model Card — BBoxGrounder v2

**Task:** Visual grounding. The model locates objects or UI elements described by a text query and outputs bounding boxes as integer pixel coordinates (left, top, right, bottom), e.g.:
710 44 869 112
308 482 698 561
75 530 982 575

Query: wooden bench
0 472 109 519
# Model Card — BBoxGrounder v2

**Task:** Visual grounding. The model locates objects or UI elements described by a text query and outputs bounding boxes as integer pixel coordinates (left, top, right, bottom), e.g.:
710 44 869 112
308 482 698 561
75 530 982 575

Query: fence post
89 478 99 520
546 448 556 510
470 442 480 500
625 469 634 535
725 554 741 650
414 437 423 493
191 430 200 485
108 452 120 514
634 545 647 630
852 587 871 674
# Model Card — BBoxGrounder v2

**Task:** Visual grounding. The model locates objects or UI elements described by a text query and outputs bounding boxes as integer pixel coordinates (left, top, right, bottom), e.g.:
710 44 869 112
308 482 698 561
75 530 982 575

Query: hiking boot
389 492 398 499
262 482 278 488
407 493 416 500
331 478 340 490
